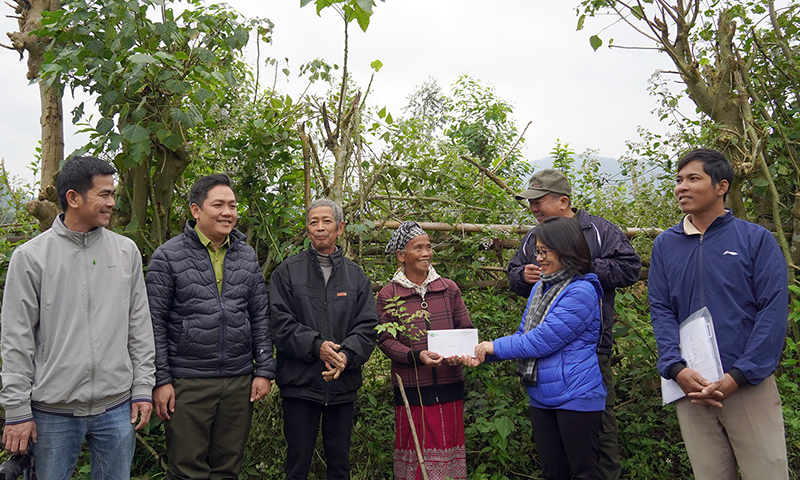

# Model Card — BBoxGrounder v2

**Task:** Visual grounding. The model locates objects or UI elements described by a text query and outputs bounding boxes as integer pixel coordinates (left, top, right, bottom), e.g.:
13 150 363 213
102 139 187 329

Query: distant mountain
530 155 626 184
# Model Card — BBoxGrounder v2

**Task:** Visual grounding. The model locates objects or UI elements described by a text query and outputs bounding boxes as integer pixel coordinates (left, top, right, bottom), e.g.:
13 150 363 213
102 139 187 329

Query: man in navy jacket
649 148 788 479
507 169 641 480
146 173 276 479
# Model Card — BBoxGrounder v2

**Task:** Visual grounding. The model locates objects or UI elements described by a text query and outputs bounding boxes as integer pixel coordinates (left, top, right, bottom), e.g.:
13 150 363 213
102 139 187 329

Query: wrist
668 362 687 381
728 369 748 388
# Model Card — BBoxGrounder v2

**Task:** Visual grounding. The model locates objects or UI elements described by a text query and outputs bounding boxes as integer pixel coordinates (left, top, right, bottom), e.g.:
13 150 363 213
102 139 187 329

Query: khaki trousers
165 375 254 480
675 374 788 480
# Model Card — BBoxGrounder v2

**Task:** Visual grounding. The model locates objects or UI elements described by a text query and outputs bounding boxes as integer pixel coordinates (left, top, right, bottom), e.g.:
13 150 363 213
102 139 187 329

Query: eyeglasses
533 247 552 259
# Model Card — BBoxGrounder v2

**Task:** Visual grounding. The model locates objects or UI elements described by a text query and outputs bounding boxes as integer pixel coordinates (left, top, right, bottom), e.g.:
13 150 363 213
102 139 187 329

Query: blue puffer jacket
493 274 606 411
146 221 276 386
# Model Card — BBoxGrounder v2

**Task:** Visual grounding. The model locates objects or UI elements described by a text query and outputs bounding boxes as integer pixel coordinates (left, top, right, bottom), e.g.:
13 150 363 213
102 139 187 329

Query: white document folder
661 306 725 405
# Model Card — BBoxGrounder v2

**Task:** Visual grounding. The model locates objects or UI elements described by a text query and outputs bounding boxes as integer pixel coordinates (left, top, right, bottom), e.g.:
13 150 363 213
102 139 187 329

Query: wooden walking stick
395 374 429 480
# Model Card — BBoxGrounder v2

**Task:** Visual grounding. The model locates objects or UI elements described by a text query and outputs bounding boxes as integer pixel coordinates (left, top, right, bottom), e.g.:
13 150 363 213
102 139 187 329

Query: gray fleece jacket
0 215 155 424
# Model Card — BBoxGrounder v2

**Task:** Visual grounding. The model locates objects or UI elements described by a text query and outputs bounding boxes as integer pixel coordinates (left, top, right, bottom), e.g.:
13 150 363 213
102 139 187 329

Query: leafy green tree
37 0 257 247
577 0 799 283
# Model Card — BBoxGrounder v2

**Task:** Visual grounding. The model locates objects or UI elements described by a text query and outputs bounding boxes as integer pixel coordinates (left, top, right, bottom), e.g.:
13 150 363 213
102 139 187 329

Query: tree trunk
150 146 190 245
7 0 64 230
126 163 150 248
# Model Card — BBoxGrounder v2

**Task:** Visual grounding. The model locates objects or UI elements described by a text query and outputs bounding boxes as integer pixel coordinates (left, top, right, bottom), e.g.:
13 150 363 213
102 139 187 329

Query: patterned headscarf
385 221 426 253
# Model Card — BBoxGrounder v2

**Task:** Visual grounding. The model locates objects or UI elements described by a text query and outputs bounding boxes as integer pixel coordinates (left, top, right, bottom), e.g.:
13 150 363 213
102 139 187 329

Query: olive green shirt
194 225 230 294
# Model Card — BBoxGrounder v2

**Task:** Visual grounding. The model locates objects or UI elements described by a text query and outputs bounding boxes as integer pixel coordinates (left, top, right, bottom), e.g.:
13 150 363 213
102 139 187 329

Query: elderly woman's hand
419 350 444 366
461 355 482 368
444 356 462 367
474 341 494 363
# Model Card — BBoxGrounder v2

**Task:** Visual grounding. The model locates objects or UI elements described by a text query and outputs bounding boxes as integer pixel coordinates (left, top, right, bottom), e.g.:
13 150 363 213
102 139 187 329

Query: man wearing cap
507 169 641 480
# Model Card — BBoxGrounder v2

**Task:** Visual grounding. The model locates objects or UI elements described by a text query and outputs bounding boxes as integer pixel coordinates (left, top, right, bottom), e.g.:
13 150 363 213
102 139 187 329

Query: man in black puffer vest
270 198 378 480
146 174 276 480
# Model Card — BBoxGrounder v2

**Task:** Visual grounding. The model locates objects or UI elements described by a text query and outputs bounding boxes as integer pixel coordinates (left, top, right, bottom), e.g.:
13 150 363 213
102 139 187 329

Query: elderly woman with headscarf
377 221 474 480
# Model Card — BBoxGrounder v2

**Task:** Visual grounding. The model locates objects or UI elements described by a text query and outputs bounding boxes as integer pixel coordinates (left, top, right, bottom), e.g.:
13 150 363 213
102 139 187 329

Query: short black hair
549 192 571 208
189 173 234 208
56 156 117 211
677 148 734 201
533 216 592 276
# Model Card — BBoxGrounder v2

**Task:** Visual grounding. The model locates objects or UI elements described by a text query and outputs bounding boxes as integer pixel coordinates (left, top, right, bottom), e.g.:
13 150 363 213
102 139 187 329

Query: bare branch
768 0 799 72
609 44 662 51
460 155 521 201
492 121 531 174
610 2 662 44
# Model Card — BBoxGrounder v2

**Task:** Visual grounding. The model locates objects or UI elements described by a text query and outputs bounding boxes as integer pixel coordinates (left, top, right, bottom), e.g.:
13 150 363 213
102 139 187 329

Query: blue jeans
31 402 135 480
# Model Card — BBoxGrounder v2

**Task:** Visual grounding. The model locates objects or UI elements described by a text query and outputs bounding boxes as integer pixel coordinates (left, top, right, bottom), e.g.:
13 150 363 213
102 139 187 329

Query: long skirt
394 399 467 480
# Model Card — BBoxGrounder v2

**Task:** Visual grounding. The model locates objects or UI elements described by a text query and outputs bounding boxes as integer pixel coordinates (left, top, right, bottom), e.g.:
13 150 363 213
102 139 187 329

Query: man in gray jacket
146 173 275 479
1 156 156 480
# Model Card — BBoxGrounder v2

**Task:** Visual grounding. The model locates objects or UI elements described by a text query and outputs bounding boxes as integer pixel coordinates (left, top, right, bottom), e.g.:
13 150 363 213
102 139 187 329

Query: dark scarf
515 268 574 386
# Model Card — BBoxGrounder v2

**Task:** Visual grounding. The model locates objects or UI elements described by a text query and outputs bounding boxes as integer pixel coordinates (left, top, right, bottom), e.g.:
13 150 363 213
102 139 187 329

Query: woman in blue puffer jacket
474 216 606 480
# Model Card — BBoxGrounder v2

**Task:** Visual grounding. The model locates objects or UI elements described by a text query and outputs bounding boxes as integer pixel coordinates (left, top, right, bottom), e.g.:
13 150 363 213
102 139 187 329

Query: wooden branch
608 44 662 51
309 138 328 195
611 2 663 44
456 278 508 290
493 120 531 174
370 195 491 213
375 220 660 238
136 432 168 471
298 123 312 207
395 375 429 480
768 0 800 71
480 266 505 272
378 220 532 235
459 155 519 200
337 18 349 129
321 102 335 146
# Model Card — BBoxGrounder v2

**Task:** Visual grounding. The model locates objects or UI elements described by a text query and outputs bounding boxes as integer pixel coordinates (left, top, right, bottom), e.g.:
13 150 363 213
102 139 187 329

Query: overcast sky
0 0 691 185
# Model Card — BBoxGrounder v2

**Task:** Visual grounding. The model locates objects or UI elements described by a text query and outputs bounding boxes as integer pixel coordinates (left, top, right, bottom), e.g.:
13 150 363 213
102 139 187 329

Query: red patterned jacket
377 277 473 406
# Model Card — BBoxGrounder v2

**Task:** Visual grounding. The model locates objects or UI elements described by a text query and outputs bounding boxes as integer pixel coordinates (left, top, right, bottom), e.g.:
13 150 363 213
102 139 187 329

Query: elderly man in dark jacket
270 198 378 480
508 169 641 480
146 173 276 480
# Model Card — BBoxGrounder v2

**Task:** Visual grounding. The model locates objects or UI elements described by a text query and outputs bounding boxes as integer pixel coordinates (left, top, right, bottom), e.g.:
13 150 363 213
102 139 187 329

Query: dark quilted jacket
146 221 276 386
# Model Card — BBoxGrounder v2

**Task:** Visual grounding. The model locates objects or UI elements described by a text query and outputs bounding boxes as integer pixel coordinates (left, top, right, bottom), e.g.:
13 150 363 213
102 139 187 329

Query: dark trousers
597 353 621 480
282 398 355 480
165 375 254 480
529 407 602 480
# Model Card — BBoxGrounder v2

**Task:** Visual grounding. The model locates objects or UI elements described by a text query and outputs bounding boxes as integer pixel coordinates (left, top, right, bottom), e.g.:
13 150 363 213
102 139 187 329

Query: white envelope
427 329 479 357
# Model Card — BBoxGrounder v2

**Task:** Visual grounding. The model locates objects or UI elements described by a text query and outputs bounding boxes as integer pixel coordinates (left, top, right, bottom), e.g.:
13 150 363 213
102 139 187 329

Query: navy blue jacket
269 246 378 405
146 221 276 386
507 209 641 354
493 274 606 411
649 211 788 386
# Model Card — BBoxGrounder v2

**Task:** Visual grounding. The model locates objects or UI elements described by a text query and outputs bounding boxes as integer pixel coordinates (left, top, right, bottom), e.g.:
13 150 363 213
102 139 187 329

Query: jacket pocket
175 319 190 356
